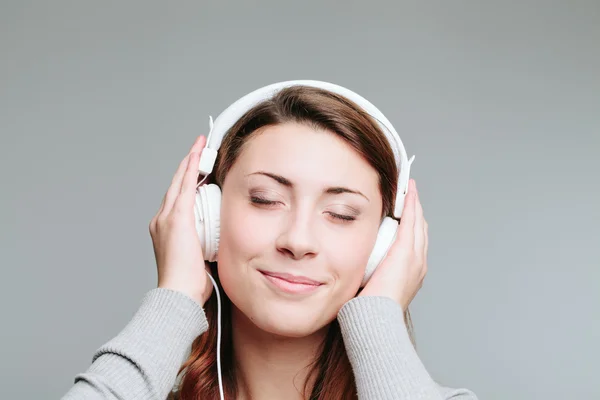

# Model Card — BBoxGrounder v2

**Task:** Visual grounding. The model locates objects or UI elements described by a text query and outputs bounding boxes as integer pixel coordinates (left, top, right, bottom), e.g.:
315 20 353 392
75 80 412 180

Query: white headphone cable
205 271 224 400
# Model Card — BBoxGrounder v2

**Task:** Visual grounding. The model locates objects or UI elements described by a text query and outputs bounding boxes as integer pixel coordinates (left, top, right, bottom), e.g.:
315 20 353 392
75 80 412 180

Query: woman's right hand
149 135 214 306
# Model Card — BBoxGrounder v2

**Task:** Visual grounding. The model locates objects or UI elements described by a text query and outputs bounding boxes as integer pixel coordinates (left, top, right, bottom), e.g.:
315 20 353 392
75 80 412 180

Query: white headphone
194 79 415 287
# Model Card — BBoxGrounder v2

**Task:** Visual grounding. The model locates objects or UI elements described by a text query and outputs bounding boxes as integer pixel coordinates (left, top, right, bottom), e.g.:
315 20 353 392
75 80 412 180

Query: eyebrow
246 171 370 202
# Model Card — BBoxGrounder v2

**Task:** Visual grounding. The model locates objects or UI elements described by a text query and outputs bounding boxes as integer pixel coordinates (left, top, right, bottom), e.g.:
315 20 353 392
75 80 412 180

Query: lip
258 270 324 294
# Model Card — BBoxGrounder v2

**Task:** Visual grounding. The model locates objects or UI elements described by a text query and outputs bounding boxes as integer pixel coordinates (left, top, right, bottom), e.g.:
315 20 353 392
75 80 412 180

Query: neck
230 305 327 400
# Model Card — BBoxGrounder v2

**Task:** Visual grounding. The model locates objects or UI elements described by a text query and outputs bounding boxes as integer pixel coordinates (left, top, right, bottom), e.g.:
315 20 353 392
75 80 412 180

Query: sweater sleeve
337 296 478 400
61 288 209 400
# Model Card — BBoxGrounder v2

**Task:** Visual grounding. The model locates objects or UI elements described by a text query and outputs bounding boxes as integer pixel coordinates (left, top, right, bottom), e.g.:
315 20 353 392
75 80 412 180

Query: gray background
1 1 598 399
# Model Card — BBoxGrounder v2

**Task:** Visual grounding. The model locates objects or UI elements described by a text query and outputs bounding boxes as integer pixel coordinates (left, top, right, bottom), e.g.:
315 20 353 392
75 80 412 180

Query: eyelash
249 196 356 222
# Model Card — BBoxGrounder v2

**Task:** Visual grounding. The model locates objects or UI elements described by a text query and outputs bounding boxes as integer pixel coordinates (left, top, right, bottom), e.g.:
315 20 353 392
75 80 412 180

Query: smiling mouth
258 270 323 294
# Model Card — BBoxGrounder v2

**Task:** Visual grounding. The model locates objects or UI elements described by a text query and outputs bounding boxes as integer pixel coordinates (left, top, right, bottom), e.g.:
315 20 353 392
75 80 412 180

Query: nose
275 208 319 260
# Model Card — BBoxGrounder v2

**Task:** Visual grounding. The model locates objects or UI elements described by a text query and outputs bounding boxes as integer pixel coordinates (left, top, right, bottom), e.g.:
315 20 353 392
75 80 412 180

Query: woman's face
217 122 383 337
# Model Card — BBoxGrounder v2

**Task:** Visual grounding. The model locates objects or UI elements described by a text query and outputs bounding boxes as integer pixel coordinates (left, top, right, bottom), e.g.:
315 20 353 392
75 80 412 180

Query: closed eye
249 196 356 222
328 213 356 222
250 196 279 206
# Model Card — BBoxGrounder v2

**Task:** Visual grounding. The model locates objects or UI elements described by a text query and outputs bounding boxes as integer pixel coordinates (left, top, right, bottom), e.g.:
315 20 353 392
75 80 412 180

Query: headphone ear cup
361 216 399 287
194 183 222 262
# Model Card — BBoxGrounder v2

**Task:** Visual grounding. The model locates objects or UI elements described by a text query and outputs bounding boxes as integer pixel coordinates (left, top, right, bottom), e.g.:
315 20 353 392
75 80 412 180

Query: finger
424 220 429 269
396 179 417 249
192 135 207 184
161 153 192 214
160 136 207 215
176 151 200 209
414 183 425 254
190 135 207 154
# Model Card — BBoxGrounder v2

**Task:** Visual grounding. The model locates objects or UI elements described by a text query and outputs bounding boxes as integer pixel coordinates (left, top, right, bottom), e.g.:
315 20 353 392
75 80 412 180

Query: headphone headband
198 80 415 219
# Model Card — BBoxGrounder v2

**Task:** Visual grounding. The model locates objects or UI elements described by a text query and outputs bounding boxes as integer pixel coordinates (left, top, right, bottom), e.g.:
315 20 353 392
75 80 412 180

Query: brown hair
171 85 415 399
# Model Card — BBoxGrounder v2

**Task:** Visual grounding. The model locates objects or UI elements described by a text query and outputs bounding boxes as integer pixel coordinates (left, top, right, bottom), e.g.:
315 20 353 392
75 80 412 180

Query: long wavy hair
170 85 415 399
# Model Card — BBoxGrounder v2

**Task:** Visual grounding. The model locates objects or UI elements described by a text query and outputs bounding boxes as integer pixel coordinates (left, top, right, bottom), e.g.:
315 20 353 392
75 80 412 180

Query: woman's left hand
359 178 428 311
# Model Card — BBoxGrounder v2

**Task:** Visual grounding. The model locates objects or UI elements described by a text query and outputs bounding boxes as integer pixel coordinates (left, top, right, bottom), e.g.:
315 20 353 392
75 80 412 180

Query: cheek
216 197 278 303
219 199 276 262
326 224 379 294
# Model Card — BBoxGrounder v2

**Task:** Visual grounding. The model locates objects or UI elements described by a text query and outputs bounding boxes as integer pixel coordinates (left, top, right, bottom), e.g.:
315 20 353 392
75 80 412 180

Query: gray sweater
61 288 477 399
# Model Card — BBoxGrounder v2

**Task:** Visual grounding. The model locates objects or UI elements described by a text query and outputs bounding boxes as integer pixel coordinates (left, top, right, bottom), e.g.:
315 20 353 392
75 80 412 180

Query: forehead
231 122 380 193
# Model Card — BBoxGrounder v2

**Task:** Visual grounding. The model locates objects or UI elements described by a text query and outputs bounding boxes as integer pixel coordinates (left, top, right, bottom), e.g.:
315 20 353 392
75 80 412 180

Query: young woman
62 82 477 399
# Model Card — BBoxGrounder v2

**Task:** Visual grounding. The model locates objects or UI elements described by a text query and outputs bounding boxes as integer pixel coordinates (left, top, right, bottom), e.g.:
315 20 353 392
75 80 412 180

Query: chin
252 300 334 338
227 288 336 338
